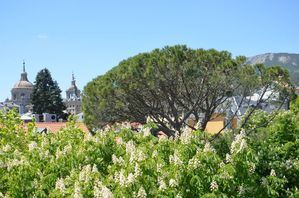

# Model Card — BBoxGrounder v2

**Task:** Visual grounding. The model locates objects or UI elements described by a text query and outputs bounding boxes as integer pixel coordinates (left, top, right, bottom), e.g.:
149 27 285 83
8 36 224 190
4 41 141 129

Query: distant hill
247 53 299 85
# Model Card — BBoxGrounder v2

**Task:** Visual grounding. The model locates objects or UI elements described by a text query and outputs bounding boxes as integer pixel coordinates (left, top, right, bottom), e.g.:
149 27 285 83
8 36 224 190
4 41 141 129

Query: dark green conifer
31 68 65 116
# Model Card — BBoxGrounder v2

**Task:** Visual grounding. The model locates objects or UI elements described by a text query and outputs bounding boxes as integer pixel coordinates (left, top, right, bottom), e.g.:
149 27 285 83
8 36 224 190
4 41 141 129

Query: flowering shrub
0 110 298 197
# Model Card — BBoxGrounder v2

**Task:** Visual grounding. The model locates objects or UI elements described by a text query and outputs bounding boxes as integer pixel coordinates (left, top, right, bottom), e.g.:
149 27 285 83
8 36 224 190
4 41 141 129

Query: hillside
247 53 299 85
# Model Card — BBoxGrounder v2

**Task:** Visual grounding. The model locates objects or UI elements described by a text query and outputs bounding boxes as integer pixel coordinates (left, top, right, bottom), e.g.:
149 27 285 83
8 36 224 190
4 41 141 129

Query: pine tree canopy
31 68 65 116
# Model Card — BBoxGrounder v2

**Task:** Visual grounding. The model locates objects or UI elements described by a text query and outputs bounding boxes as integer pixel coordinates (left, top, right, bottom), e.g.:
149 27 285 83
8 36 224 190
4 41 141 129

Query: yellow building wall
205 120 224 134
205 116 238 134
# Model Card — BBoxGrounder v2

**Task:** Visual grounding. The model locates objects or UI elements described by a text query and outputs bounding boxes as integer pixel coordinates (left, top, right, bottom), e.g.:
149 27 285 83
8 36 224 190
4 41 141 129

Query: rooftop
35 122 89 133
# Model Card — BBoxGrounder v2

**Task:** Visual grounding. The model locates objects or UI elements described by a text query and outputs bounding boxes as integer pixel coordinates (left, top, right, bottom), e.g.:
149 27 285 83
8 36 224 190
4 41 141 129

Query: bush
0 109 298 197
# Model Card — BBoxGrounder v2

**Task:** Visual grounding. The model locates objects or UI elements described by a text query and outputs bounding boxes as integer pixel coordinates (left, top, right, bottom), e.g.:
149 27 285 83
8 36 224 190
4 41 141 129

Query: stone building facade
64 74 82 115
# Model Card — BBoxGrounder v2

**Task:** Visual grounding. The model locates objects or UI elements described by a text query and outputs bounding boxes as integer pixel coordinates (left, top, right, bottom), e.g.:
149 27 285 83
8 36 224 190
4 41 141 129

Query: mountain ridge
246 52 299 85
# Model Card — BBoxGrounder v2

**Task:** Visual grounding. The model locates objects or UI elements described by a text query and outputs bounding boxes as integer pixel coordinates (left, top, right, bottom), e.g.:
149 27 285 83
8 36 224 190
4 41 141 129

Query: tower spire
20 60 29 81
23 60 26 73
71 72 76 86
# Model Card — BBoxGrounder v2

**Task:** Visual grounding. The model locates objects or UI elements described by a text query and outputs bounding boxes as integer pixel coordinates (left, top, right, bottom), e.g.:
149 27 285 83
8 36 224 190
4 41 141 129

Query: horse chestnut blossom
55 178 66 194
157 163 163 173
28 141 37 151
134 163 142 178
248 163 256 174
152 150 158 158
158 179 167 191
270 169 276 177
93 180 113 198
180 128 193 144
2 144 11 152
210 180 218 191
62 143 72 155
127 173 135 184
112 154 124 165
6 157 27 171
225 154 231 163
73 182 83 198
92 164 99 173
230 130 247 154
126 140 137 162
169 151 183 166
79 165 92 183
188 155 201 170
238 185 245 195
137 186 147 198
169 178 178 188
203 142 215 153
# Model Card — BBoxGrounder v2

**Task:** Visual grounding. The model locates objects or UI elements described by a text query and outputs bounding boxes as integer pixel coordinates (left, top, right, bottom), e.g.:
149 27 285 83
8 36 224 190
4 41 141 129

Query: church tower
66 73 81 99
11 61 33 114
64 73 82 114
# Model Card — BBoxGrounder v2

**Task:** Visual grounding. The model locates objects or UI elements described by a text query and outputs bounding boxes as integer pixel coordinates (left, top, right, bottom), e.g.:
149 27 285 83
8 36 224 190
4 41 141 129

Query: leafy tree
31 68 65 116
83 45 293 135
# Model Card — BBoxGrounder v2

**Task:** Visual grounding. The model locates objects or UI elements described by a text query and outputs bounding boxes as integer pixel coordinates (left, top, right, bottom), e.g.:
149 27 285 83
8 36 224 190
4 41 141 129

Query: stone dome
13 80 33 89
13 62 33 89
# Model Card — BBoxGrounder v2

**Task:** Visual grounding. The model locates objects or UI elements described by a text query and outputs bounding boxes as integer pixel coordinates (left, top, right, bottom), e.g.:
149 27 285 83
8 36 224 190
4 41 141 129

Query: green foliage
0 108 298 197
249 110 299 194
83 45 292 133
31 68 65 116
290 96 299 113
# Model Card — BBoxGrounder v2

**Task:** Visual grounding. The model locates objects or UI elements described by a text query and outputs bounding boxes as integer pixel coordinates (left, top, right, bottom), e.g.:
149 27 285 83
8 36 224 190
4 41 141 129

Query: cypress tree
31 68 65 116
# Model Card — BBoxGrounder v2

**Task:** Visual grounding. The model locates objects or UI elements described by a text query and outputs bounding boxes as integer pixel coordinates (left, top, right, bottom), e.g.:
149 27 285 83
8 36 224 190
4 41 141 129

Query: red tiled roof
35 122 89 133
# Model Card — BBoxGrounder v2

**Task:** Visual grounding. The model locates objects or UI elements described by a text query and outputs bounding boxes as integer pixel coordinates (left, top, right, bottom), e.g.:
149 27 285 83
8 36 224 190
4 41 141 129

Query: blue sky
0 0 299 101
